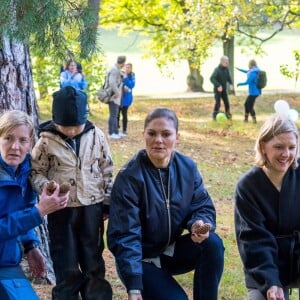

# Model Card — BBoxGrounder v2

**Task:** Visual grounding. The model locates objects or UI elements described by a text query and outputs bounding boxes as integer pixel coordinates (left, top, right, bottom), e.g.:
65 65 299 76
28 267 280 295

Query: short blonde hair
0 110 34 140
254 113 299 169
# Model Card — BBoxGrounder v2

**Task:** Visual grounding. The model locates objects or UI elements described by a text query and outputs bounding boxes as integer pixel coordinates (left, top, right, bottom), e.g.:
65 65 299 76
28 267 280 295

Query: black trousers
213 91 231 118
47 203 112 300
244 95 258 116
117 106 129 133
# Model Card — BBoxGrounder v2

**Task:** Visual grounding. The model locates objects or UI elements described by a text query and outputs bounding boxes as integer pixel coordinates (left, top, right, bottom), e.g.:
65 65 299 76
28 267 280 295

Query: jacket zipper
158 169 171 249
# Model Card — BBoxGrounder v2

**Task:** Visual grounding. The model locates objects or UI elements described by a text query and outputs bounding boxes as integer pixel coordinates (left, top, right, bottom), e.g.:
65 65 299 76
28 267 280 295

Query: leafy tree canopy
0 0 100 59
100 0 300 72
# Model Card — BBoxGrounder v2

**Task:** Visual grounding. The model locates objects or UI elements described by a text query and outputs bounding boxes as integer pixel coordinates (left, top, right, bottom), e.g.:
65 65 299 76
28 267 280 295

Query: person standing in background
236 59 261 123
210 56 234 120
60 59 87 91
107 55 126 140
118 63 136 137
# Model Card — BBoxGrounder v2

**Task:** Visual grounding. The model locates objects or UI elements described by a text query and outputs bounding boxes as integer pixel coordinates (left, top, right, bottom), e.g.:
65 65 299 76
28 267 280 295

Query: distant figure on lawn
210 55 234 120
236 59 261 123
118 62 136 137
107 55 126 140
235 113 300 300
60 59 87 91
108 107 224 300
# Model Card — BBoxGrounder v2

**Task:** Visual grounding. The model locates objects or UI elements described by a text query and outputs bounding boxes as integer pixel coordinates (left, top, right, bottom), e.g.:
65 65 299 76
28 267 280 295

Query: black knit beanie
52 86 88 126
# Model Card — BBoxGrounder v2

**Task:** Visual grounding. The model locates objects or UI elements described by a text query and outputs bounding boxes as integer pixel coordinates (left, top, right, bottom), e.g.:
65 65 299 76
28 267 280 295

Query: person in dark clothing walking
236 59 261 123
210 56 234 120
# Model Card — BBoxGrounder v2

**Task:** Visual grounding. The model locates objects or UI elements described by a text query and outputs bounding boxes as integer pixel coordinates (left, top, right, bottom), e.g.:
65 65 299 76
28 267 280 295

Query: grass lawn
35 91 300 299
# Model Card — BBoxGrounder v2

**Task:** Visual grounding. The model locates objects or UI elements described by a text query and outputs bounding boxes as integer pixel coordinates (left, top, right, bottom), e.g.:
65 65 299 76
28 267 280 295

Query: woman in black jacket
235 113 300 300
108 107 224 300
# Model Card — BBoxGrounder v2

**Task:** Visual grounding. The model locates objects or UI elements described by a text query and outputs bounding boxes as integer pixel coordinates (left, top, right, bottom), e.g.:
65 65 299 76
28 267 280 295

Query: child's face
55 124 85 138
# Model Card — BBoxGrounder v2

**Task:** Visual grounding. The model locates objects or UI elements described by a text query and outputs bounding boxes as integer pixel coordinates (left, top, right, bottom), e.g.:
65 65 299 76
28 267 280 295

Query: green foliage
0 0 101 60
100 0 300 75
280 50 300 86
100 0 225 74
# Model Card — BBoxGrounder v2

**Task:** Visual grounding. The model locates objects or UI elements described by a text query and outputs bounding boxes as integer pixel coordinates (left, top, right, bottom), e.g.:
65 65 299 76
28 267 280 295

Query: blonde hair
254 113 299 169
0 110 34 140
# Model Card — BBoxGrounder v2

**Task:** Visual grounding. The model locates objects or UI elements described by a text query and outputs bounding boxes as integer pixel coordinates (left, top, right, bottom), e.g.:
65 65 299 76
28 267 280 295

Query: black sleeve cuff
23 242 39 254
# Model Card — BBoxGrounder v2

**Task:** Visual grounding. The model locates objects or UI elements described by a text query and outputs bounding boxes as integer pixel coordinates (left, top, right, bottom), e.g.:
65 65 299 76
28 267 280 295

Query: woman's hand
36 183 69 217
266 286 285 300
26 247 46 278
191 220 211 244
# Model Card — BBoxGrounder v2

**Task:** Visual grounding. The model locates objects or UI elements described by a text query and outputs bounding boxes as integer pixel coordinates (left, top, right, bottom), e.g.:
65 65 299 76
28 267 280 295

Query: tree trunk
186 60 205 92
0 36 39 126
223 36 235 95
0 35 55 284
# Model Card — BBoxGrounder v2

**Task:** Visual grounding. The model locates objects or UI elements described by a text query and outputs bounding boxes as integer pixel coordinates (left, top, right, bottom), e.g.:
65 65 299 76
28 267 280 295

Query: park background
33 27 300 300
99 28 300 97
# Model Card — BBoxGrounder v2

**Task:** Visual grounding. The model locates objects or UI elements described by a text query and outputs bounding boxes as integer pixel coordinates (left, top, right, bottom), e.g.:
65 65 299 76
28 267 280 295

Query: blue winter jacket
107 150 216 291
122 72 135 107
0 154 42 268
237 66 261 96
60 70 87 90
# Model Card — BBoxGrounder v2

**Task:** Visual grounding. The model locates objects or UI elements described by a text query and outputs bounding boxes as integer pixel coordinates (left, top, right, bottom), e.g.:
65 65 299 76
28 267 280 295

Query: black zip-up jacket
235 162 300 295
107 150 216 291
210 64 233 92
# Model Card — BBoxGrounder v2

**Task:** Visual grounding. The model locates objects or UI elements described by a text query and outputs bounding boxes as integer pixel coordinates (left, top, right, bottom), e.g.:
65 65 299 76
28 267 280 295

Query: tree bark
0 36 39 126
186 59 205 92
0 35 55 284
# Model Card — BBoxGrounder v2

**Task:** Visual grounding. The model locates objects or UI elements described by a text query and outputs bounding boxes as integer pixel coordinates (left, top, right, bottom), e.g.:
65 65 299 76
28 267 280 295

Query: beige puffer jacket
30 127 113 207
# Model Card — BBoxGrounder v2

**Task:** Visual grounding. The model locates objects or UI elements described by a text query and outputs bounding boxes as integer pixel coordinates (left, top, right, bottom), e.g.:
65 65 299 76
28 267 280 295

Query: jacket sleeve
210 68 220 87
124 74 135 90
234 178 282 294
30 138 51 194
19 228 40 248
79 76 88 90
107 171 143 292
236 68 248 73
108 68 121 94
0 206 42 243
97 131 114 205
60 71 69 87
227 69 233 85
186 163 216 230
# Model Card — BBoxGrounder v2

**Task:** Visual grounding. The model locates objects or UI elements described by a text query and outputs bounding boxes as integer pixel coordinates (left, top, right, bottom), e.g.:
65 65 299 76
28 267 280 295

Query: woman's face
0 125 32 167
143 117 179 168
262 132 297 175
125 64 132 74
68 62 77 73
